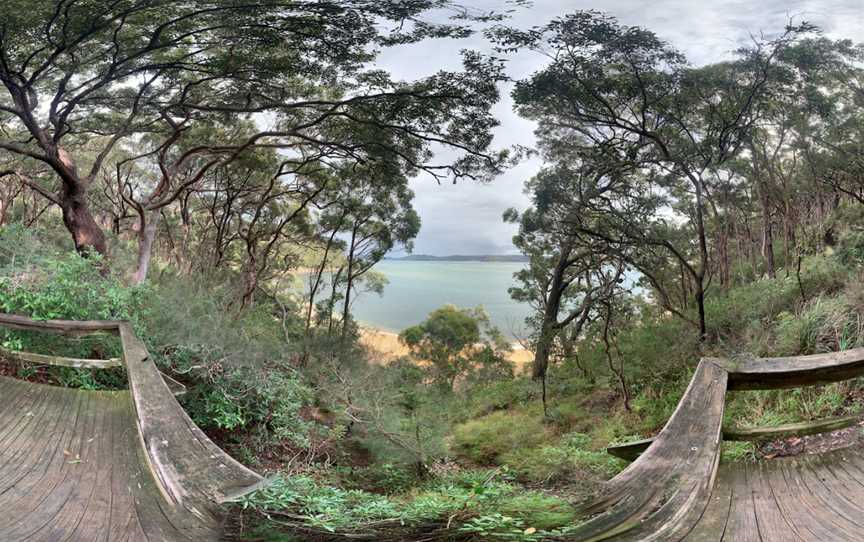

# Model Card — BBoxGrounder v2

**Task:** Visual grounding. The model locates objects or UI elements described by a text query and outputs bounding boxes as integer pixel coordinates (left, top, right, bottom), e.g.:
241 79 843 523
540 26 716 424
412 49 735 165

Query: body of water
339 260 533 338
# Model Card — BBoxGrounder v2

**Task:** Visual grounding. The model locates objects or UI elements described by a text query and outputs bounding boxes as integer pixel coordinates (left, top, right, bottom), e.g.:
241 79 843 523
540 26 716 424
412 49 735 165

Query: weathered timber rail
0 314 262 541
577 349 864 541
7 314 864 540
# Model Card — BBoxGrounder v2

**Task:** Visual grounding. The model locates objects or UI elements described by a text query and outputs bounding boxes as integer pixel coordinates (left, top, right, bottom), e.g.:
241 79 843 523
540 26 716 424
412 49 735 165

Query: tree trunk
341 224 358 339
307 226 341 335
532 248 570 380
240 261 258 310
59 184 107 257
327 267 344 334
758 184 776 279
533 318 558 380
132 210 160 285
692 174 709 341
695 280 707 341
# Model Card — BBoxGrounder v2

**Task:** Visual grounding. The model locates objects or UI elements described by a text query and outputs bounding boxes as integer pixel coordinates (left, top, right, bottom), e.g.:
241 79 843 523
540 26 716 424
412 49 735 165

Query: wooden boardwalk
687 448 864 541
8 313 864 541
0 315 263 541
583 349 864 542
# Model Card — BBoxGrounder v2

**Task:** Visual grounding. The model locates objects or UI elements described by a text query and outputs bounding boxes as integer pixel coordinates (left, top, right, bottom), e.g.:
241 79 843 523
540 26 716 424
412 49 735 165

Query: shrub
451 410 551 464
182 363 314 450
499 432 625 485
239 470 580 541
465 378 540 418
774 297 862 355
706 254 848 340
497 494 577 530
0 244 150 388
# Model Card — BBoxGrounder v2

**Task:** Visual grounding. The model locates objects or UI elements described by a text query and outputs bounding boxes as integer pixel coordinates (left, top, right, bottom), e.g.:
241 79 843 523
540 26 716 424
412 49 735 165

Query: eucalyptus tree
778 39 864 211
0 0 507 271
339 170 420 338
505 161 627 385
0 173 22 225
497 12 811 339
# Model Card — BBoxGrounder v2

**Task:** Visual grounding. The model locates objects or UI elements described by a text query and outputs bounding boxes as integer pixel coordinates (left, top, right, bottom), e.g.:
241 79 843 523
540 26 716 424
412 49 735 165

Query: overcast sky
376 0 864 256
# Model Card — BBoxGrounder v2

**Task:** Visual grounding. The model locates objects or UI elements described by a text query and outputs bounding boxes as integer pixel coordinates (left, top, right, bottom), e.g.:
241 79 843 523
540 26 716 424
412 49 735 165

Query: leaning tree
497 11 812 339
0 1 507 281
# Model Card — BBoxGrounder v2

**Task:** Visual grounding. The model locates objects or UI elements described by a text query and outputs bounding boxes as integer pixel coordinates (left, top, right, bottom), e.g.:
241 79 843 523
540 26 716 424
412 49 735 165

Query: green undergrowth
0 229 148 389
237 470 583 541
5 227 864 540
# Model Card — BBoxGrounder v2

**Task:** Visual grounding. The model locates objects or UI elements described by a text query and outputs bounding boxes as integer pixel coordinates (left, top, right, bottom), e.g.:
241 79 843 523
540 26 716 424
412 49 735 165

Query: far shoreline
358 326 534 371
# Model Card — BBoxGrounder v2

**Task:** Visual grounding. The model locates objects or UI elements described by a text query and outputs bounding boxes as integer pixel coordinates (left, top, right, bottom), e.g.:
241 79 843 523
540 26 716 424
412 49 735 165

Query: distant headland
387 254 529 263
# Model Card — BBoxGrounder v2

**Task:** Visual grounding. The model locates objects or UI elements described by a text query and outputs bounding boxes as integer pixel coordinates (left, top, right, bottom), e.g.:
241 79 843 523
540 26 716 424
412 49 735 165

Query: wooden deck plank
767 457 844 540
0 377 218 541
721 466 760 541
680 466 732 542
0 315 260 540
747 462 802 542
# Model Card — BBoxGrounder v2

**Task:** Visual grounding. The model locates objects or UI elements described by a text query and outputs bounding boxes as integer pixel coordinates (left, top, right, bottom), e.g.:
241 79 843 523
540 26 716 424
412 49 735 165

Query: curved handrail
0 313 118 336
710 348 864 390
0 313 264 519
571 359 728 540
585 350 864 539
118 323 263 511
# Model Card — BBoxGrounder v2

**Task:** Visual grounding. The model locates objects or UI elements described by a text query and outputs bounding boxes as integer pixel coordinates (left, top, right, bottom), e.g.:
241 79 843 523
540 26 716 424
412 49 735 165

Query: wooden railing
0 313 262 511
607 349 864 461
573 348 864 540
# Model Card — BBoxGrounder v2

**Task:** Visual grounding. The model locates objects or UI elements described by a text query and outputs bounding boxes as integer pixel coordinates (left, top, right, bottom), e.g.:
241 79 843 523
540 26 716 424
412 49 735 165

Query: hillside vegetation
1 3 864 542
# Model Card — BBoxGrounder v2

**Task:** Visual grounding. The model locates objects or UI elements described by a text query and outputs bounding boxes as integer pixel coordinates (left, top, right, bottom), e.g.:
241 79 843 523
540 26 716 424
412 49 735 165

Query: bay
321 260 533 338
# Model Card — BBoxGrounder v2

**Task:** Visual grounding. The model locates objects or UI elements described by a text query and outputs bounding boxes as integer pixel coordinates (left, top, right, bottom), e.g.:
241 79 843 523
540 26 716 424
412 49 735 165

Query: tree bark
341 223 359 338
758 182 776 279
59 182 107 257
532 254 569 380
307 223 342 335
692 174 709 341
131 210 160 285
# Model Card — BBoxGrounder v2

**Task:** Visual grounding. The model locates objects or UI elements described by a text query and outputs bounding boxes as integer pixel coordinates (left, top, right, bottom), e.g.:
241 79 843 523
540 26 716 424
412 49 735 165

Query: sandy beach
359 327 534 371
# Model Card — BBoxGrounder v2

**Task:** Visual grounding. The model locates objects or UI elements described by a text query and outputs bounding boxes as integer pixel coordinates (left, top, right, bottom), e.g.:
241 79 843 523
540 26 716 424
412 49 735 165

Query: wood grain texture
566 359 728 541
0 346 122 368
608 414 863 460
12 314 864 540
579 352 864 540
119 323 262 508
0 314 119 336
0 314 263 541
709 348 864 390
678 448 864 541
0 376 218 541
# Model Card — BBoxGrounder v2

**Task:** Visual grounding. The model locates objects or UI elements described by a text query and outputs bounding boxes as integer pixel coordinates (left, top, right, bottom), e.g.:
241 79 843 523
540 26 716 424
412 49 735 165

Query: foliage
399 305 512 391
0 232 149 327
451 410 550 464
0 232 149 387
238 471 581 541
499 432 625 485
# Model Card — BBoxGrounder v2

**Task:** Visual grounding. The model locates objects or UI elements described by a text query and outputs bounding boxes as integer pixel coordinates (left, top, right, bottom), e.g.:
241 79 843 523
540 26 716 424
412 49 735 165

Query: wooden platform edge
119 322 265 513
0 346 122 368
608 413 864 461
